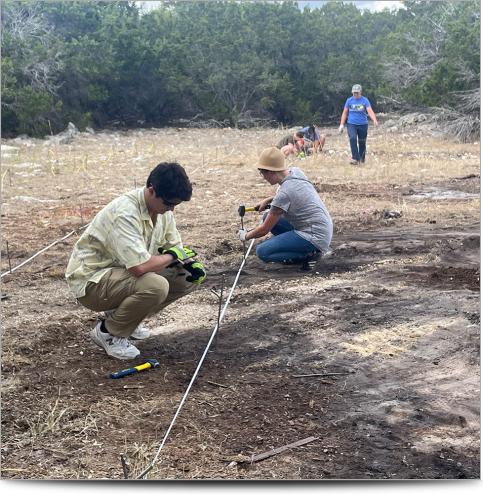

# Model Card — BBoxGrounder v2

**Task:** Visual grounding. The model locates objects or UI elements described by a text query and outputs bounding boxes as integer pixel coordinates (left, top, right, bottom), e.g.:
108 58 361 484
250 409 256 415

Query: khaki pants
78 266 195 338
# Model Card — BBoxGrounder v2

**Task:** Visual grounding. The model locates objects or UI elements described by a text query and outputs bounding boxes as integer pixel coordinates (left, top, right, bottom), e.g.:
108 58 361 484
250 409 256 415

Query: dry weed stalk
123 441 158 478
71 406 99 438
1 167 11 189
27 397 68 440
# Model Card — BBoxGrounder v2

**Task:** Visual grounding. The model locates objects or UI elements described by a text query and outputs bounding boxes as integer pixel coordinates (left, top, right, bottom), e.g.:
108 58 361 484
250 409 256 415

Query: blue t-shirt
344 96 371 125
299 126 320 141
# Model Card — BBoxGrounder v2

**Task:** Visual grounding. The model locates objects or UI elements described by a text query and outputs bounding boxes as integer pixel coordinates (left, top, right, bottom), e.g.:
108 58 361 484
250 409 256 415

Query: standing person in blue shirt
299 124 326 155
339 84 378 165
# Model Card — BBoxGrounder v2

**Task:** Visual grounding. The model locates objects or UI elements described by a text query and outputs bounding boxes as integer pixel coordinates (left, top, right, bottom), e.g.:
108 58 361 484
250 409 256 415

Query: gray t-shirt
271 167 333 252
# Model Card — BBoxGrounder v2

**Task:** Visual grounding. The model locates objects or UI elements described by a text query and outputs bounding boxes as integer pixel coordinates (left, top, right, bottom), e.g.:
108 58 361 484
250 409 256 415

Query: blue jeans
347 123 368 162
256 218 319 263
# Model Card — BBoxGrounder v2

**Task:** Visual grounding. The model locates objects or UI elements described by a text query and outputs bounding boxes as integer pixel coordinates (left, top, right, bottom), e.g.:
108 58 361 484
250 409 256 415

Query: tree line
1 0 480 139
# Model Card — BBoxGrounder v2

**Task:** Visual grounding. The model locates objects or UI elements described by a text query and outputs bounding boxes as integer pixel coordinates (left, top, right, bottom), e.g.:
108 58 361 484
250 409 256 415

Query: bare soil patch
1 126 480 479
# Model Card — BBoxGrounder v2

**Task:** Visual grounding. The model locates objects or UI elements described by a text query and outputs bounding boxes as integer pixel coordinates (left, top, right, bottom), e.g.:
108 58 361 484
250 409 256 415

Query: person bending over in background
65 162 207 360
276 130 305 157
238 147 333 264
299 125 326 154
339 84 378 165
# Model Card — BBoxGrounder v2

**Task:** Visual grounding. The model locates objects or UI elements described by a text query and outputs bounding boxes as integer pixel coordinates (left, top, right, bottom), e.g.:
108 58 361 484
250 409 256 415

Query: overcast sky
137 1 405 13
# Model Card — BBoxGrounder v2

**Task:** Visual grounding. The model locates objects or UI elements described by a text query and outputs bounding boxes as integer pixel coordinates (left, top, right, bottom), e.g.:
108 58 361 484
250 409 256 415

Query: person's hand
238 228 248 242
374 121 379 127
184 261 206 285
256 198 272 212
338 124 344 134
160 246 196 263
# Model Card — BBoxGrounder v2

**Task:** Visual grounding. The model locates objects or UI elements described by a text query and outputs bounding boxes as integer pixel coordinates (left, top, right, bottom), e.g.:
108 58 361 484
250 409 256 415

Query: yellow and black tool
238 203 247 258
238 204 271 217
109 359 159 379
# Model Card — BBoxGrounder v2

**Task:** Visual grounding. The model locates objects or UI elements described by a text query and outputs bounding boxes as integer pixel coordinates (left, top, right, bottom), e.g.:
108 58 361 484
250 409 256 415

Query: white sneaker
103 310 150 340
90 320 140 360
130 323 151 340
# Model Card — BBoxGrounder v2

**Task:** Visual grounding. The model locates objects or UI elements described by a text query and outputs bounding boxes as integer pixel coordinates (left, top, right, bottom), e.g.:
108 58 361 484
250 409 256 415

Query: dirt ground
0 124 480 479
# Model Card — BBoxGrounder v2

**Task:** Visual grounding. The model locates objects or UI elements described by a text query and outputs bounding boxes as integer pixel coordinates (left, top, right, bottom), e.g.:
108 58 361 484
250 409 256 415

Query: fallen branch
206 380 230 389
246 436 319 464
292 372 352 378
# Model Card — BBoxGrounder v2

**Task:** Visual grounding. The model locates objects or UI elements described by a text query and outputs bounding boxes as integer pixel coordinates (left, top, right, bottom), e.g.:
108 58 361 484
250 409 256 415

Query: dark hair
295 131 304 138
146 162 192 201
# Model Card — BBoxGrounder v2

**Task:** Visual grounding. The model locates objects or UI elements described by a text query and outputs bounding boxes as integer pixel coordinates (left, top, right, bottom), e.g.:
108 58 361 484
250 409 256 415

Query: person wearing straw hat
65 162 206 360
238 147 333 264
338 84 378 165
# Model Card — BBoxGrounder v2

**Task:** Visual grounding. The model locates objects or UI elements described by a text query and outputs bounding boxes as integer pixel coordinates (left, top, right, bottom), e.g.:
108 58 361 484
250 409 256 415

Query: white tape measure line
136 238 255 479
1 225 88 279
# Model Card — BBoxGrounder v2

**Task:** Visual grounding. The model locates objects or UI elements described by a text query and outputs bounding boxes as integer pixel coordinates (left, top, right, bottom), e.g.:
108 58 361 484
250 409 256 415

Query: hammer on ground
109 358 160 379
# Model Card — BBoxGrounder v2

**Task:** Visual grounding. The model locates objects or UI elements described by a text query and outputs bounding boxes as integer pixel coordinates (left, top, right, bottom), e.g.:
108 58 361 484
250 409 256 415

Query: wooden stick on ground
246 436 319 464
206 380 230 389
292 372 352 378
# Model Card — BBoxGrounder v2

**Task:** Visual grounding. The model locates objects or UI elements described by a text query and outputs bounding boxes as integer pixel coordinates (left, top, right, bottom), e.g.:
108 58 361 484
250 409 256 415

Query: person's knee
135 273 170 305
256 244 271 263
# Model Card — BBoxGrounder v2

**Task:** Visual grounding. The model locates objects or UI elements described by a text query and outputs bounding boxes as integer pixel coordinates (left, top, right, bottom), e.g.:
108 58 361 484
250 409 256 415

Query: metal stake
239 206 247 262
120 454 129 479
136 239 255 479
5 241 12 273
210 275 225 350
218 275 225 326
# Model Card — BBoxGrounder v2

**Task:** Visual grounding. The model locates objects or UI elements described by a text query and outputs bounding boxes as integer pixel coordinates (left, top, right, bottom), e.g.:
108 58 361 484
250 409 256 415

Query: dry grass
2 126 479 191
119 440 167 479
1 126 479 269
339 318 457 357
26 396 68 440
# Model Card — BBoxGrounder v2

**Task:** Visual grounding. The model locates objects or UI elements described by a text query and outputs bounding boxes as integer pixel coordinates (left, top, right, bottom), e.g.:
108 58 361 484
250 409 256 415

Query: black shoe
281 251 320 267
300 251 321 271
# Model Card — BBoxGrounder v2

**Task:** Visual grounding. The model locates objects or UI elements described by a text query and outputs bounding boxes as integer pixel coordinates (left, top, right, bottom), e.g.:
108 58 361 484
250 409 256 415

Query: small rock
382 210 402 219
